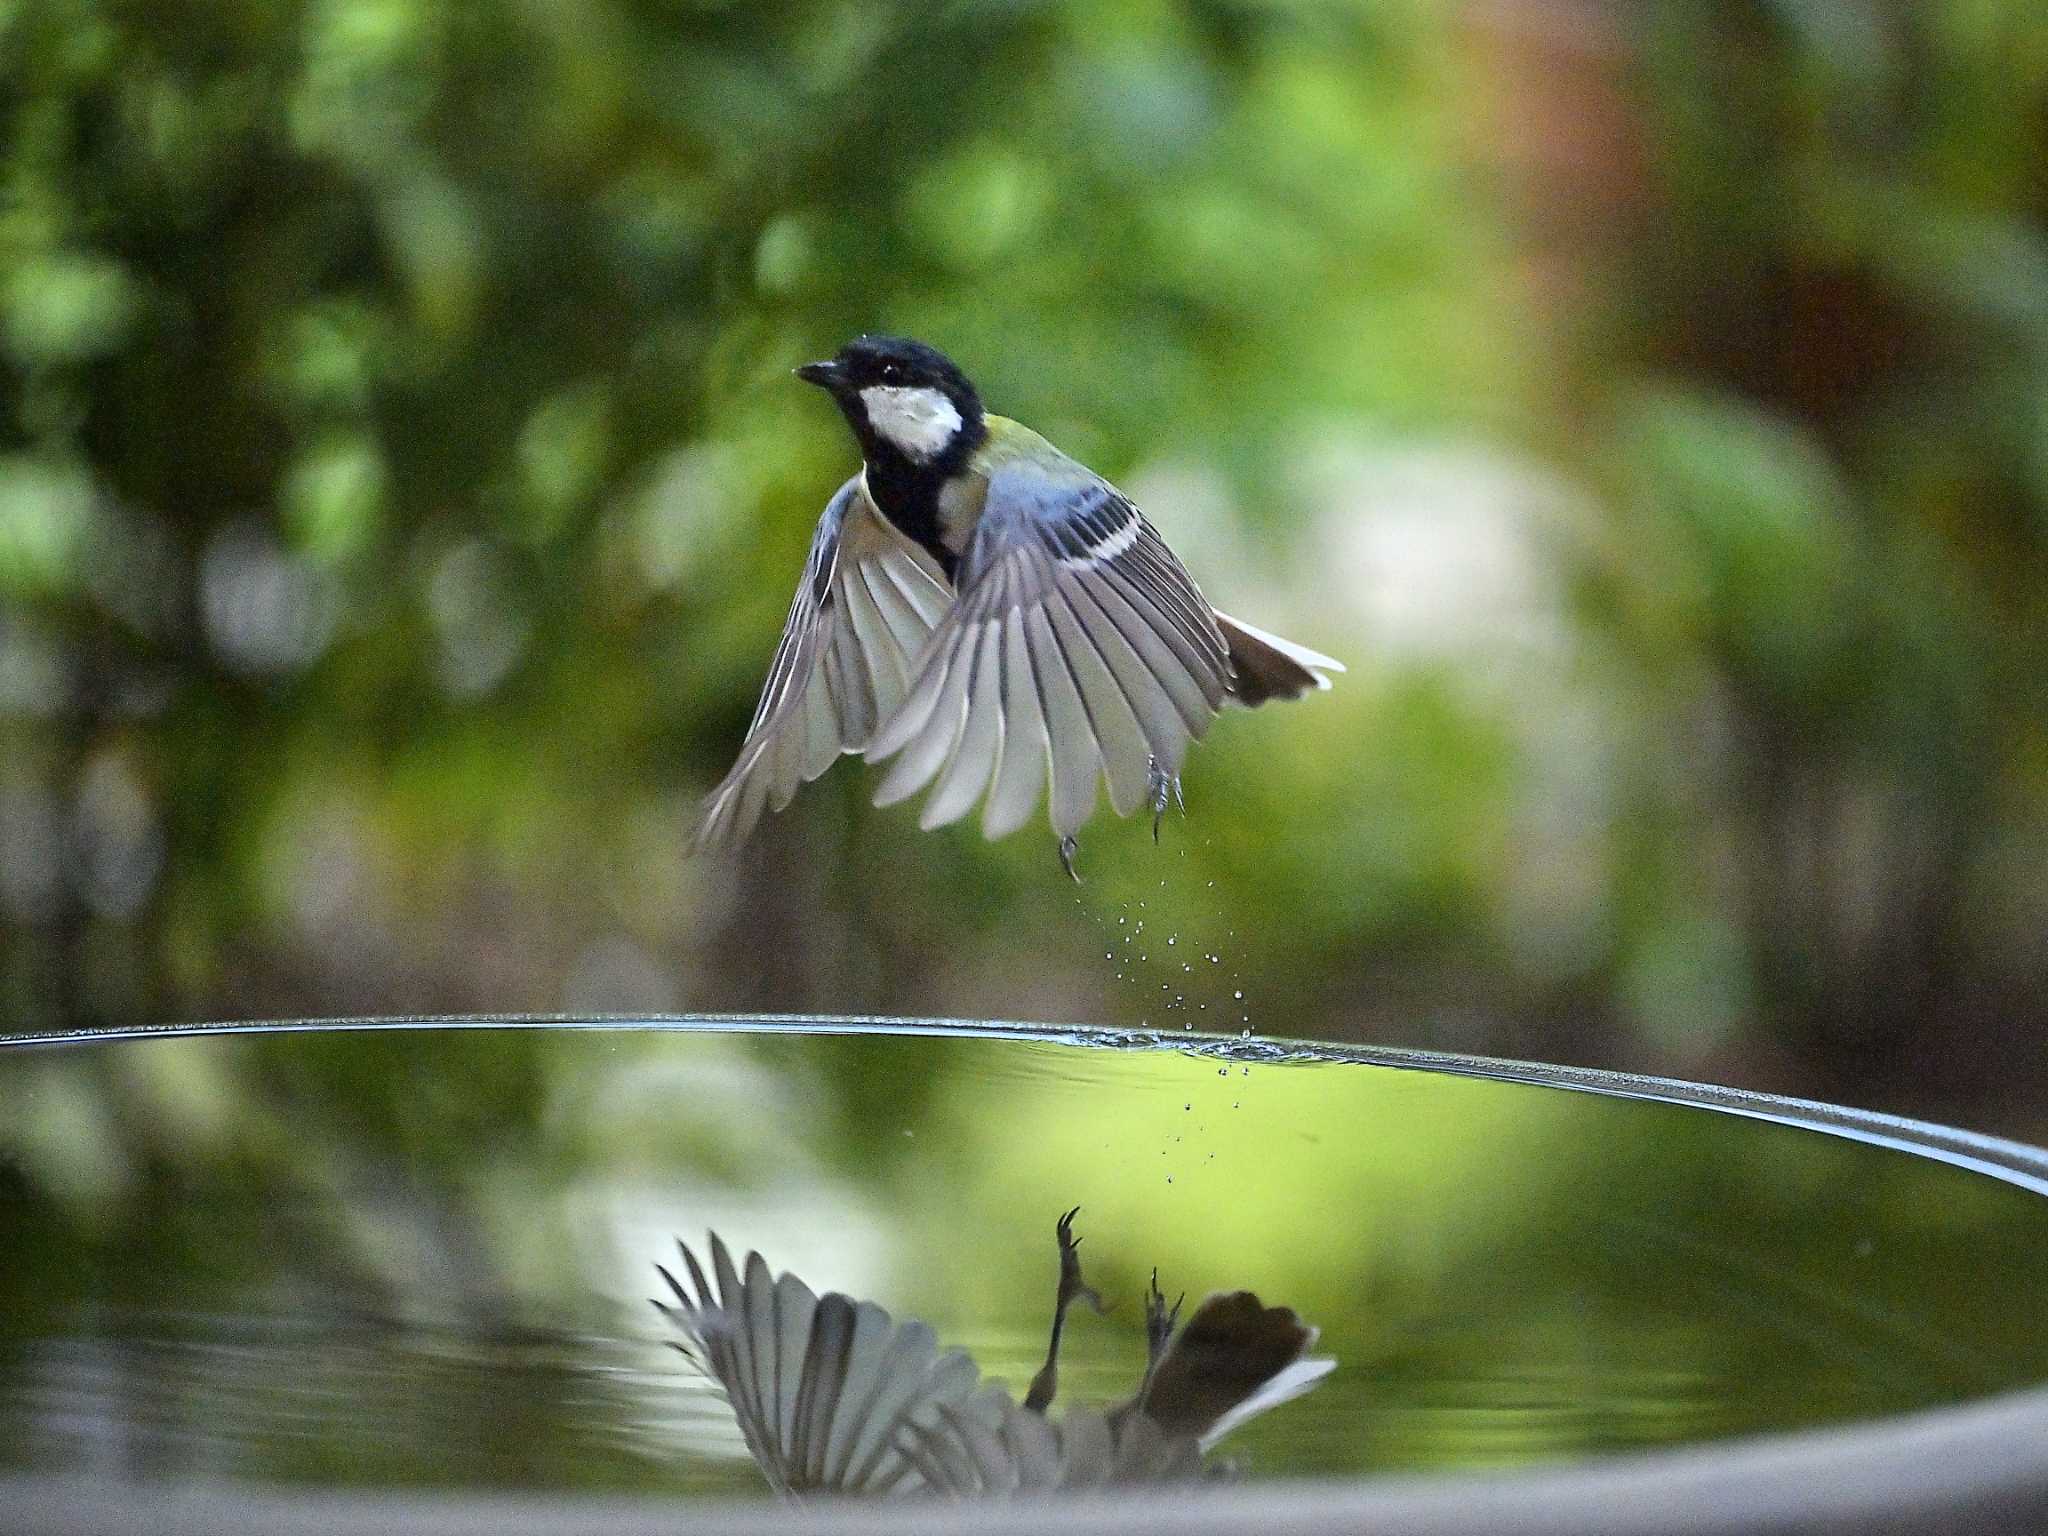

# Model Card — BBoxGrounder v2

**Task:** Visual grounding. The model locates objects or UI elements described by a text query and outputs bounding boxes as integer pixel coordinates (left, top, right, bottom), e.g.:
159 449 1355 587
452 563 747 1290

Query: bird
693 334 1343 874
652 1209 1335 1497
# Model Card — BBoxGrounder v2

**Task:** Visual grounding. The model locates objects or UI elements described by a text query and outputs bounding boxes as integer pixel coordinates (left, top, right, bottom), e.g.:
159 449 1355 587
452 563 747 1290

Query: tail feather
1213 612 1344 706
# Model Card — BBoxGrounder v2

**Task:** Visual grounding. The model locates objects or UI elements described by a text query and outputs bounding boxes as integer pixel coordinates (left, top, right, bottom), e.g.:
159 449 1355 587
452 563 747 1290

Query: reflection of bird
653 1209 1334 1497
694 335 1342 875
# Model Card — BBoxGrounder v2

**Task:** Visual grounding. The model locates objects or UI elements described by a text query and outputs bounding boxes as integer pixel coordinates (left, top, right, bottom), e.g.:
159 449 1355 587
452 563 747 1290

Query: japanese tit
695 335 1341 871
654 1211 1334 1494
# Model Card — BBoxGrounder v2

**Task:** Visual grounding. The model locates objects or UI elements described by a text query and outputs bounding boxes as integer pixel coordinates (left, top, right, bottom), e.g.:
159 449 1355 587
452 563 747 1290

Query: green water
1 1021 2044 1495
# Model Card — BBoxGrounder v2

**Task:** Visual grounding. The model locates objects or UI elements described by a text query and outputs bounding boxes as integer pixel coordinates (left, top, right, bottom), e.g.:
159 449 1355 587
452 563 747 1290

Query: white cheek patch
860 385 963 461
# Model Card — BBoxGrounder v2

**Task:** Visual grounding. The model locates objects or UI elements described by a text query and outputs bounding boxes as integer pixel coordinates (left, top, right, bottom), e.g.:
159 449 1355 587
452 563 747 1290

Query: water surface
2 1019 2044 1496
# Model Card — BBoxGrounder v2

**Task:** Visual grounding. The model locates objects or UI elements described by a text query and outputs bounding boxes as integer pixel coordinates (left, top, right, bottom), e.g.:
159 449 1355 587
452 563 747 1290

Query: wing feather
1042 581 1151 817
742 1253 780 1468
796 667 839 788
822 1300 893 1487
1085 565 1218 736
873 623 972 807
1057 570 1195 774
791 1292 853 1485
863 465 1233 839
661 1240 1011 1497
694 478 951 850
820 614 872 747
733 453 1339 847
920 615 1005 828
984 600 1048 838
1025 600 1103 837
842 564 909 715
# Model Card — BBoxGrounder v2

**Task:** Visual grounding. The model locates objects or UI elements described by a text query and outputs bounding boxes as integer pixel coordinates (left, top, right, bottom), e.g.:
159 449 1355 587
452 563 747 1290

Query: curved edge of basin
6 1379 2048 1536
10 1011 2047 1195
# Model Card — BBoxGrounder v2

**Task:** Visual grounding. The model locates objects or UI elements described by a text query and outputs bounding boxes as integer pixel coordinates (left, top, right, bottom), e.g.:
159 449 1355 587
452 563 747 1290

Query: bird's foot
1055 1206 1105 1316
1027 1207 1104 1413
1147 758 1184 844
1058 835 1081 882
1143 1267 1185 1367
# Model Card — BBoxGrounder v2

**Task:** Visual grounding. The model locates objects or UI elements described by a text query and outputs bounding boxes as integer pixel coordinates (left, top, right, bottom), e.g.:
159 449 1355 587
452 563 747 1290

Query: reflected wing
655 1234 998 1496
694 477 952 851
656 1234 1233 1498
863 467 1233 840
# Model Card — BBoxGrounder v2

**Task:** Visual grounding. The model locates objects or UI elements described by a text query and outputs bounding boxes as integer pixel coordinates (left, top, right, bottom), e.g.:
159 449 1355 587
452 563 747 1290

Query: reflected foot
1144 1267 1185 1370
1119 1266 1187 1417
1056 1205 1106 1319
1026 1206 1105 1413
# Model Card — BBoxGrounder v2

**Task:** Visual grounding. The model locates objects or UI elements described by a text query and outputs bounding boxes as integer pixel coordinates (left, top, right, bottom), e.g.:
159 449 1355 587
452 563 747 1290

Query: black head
795 335 984 470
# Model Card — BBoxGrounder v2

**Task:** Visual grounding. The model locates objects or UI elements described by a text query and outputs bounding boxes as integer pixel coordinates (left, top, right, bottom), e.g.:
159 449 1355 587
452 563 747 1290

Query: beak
794 359 843 389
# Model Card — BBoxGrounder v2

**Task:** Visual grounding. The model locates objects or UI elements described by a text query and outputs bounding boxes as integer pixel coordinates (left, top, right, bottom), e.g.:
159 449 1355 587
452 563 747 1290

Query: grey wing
654 1235 1004 1496
864 466 1233 841
694 477 953 851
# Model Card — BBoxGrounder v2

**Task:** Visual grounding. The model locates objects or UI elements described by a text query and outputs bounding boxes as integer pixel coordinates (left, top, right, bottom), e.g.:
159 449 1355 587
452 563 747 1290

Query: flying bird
653 1209 1334 1496
694 335 1342 873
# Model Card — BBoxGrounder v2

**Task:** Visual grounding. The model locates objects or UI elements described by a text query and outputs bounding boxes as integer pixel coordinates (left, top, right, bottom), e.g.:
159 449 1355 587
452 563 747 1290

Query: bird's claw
1056 1206 1105 1314
1146 758 1183 844
1058 835 1080 881
1143 1267 1184 1360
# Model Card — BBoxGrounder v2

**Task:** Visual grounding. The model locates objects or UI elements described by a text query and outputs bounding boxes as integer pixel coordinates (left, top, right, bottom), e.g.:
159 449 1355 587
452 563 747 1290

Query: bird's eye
880 364 902 384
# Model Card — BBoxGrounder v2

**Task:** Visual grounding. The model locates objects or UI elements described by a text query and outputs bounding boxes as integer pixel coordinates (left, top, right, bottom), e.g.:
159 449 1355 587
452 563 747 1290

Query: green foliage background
3 0 2048 1497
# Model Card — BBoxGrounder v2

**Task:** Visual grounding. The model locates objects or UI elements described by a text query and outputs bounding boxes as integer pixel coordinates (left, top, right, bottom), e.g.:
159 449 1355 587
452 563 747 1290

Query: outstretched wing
694 477 952 851
864 466 1233 840
655 1234 1001 1496
655 1234 1216 1497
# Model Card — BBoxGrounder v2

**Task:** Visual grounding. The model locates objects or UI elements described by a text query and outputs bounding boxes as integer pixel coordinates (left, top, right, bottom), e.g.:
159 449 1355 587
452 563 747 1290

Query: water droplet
1166 936 1176 946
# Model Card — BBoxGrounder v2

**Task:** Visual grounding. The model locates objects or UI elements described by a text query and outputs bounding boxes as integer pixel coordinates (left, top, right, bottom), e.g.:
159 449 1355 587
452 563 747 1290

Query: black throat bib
855 418 985 580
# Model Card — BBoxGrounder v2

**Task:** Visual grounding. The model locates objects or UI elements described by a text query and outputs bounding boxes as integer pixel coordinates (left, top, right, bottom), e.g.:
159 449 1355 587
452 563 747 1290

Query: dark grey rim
6 1013 2048 1534
7 1383 2048 1536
